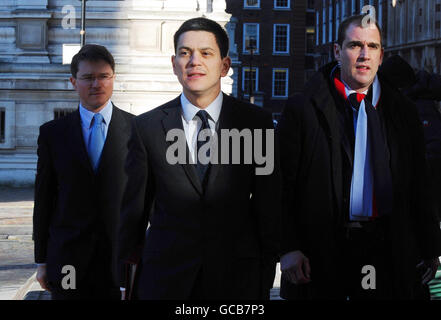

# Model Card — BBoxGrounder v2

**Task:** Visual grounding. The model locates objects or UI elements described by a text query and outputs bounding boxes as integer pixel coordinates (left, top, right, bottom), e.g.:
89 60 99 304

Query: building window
273 24 290 54
54 108 76 120
274 0 290 9
437 4 441 12
419 8 422 16
359 0 364 13
316 11 320 45
272 68 289 98
329 3 333 42
323 1 327 44
419 24 422 33
207 0 213 13
436 20 440 29
242 67 259 95
244 0 260 9
0 108 5 143
352 0 356 14
378 0 383 27
243 23 260 54
336 1 340 40
341 0 346 19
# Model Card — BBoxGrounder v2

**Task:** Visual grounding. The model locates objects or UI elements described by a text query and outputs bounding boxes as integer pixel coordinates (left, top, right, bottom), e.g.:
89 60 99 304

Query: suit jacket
117 93 281 300
277 62 441 299
33 104 133 290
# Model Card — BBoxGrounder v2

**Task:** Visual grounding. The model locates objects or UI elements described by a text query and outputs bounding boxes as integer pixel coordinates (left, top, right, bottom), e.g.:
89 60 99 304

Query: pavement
0 186 49 300
0 186 282 300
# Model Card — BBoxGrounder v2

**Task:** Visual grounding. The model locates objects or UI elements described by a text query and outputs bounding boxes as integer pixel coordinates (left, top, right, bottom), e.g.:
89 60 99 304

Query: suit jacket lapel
97 104 130 175
161 96 203 195
70 109 94 176
204 93 233 194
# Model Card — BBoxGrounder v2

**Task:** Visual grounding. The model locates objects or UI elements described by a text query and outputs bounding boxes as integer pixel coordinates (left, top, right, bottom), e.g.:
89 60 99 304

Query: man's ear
334 43 341 61
70 76 77 90
221 56 232 77
171 55 177 76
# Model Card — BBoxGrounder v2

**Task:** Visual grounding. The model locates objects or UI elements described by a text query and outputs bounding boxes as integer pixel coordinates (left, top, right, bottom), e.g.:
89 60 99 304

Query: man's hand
36 264 51 292
280 250 311 284
417 258 440 285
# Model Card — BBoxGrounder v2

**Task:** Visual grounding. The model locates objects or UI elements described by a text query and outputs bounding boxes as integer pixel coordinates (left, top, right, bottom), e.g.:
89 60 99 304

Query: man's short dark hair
70 44 115 78
336 14 382 47
173 17 229 58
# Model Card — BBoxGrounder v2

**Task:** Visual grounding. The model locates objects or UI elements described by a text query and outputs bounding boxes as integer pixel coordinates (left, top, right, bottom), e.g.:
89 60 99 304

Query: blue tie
88 113 105 172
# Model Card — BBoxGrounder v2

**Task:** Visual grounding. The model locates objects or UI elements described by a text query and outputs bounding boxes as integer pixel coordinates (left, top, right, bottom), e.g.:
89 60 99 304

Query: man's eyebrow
177 46 192 51
346 40 380 47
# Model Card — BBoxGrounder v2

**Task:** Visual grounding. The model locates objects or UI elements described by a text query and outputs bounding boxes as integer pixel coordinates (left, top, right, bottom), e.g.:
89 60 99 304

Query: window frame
243 23 260 54
272 68 289 98
242 67 259 95
274 0 290 10
273 24 290 54
244 0 260 9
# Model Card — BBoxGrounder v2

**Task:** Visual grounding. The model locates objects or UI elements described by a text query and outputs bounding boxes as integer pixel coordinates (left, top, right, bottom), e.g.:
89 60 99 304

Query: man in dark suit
117 17 280 300
33 44 133 300
277 15 441 299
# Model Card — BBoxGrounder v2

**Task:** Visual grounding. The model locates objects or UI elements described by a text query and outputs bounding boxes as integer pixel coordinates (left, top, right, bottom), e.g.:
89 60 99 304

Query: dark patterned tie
195 110 212 184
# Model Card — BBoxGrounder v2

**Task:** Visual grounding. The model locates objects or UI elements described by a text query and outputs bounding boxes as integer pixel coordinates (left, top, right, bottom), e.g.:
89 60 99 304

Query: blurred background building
2 0 441 185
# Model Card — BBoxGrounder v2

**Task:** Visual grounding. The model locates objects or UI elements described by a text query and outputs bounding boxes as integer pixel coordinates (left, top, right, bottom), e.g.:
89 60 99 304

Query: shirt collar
180 92 223 124
340 77 369 97
79 100 113 128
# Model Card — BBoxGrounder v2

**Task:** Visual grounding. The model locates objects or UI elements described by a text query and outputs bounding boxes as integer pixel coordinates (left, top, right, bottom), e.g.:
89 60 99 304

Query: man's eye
180 51 189 56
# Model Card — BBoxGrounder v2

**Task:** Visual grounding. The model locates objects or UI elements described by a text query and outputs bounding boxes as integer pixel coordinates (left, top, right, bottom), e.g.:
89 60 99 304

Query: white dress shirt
180 92 223 164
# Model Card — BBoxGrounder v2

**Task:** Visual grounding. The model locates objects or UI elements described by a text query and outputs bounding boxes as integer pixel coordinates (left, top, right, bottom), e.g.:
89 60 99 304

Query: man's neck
183 89 221 109
340 76 371 93
80 101 109 113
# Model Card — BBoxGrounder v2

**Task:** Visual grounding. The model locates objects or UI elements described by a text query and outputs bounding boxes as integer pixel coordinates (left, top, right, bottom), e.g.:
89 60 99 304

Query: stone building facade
0 0 237 185
385 0 441 73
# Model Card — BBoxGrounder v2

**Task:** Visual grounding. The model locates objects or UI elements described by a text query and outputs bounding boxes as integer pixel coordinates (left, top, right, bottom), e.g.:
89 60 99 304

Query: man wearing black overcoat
278 15 441 299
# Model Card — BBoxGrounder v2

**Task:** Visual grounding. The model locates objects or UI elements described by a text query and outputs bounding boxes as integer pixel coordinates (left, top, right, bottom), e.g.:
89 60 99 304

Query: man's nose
189 52 202 66
91 78 101 86
359 45 370 59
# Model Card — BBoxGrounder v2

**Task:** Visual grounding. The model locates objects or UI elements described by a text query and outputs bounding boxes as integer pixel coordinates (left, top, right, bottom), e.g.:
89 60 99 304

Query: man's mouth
187 72 205 79
356 65 370 71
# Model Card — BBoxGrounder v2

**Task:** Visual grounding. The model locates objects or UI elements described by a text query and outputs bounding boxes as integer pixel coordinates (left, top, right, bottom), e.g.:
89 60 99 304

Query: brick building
226 0 316 115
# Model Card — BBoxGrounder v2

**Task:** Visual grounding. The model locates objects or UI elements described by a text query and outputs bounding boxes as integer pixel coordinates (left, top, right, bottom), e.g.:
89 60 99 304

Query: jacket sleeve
408 99 441 259
252 111 282 298
33 124 57 264
276 94 305 256
116 117 155 287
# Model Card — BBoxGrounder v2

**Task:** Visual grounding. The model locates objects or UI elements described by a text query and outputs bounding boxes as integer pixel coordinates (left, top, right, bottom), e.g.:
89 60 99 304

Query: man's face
172 30 231 102
334 23 384 92
70 60 115 112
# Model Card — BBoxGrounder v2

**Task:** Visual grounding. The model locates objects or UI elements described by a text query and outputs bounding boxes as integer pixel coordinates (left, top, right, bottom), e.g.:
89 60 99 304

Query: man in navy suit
117 17 281 300
33 44 133 299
